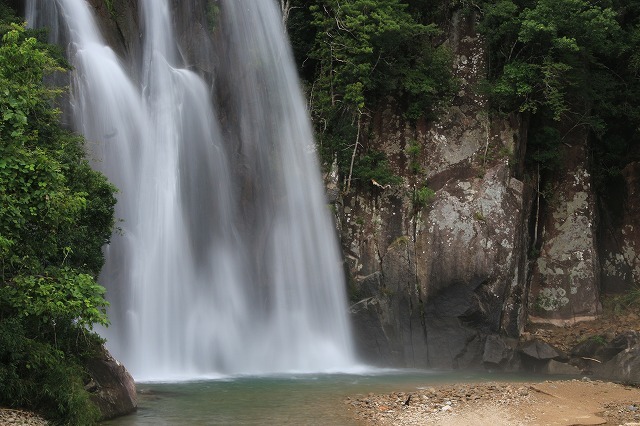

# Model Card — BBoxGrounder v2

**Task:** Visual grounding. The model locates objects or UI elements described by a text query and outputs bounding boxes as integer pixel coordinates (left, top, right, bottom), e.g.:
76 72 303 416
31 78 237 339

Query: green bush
413 185 435 209
0 9 116 424
351 150 403 187
0 319 102 425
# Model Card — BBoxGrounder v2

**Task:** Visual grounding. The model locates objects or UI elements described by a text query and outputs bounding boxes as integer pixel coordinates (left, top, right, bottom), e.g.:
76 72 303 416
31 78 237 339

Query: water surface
105 370 546 425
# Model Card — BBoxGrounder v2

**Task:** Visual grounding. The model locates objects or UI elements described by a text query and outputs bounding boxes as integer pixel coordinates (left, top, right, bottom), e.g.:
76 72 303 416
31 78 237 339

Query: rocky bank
348 379 640 425
0 409 48 426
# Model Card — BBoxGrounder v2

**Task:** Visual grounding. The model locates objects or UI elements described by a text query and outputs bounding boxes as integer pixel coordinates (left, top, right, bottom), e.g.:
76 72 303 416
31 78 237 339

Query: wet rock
600 162 640 293
85 346 137 420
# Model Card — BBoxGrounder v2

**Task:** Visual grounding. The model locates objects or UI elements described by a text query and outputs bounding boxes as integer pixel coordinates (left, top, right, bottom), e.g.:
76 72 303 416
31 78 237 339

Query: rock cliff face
340 8 640 369
600 162 640 294
529 132 601 325
340 12 531 369
83 0 216 75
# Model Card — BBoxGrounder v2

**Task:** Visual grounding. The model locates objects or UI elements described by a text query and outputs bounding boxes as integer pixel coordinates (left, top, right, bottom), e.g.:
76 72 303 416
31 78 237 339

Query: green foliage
351 150 402 186
602 286 640 315
401 43 456 121
413 184 435 209
206 0 220 32
0 25 116 277
289 0 456 190
588 334 607 345
103 0 115 18
529 124 562 171
480 0 622 121
405 139 435 211
406 139 422 174
309 0 453 116
2 269 108 330
0 318 102 426
0 15 116 425
478 0 640 194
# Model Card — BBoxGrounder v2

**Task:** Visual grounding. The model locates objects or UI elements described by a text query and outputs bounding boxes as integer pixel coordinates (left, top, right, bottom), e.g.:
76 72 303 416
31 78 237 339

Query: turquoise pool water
103 370 544 425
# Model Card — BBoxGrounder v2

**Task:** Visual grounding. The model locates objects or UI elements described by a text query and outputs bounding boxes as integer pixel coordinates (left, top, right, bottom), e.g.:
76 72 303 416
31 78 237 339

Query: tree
0 17 116 425
480 0 622 122
304 0 456 189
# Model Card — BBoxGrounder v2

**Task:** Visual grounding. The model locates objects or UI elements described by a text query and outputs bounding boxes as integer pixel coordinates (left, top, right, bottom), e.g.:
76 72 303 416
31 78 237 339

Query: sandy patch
348 379 640 425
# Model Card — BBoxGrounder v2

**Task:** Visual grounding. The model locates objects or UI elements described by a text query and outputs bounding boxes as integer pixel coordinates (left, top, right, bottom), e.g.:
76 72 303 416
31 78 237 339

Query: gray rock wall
341 11 531 369
600 162 640 294
529 135 602 325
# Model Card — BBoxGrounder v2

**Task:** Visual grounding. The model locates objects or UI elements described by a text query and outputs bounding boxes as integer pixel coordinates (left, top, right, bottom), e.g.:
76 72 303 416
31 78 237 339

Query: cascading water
27 0 356 381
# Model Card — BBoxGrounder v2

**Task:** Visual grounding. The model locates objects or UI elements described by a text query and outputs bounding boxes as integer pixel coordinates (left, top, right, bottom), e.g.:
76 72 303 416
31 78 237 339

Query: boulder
483 335 509 365
481 335 522 372
85 347 137 420
570 337 607 360
595 346 640 384
519 339 561 361
518 339 566 373
571 333 634 364
609 331 640 352
591 332 640 383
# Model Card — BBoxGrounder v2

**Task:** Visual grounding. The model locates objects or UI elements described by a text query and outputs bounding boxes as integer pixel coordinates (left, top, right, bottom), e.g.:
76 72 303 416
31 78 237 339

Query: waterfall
27 0 356 381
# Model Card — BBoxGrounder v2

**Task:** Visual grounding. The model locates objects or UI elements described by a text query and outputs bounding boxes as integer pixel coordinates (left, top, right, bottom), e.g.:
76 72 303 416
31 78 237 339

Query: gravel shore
347 379 640 425
0 409 48 426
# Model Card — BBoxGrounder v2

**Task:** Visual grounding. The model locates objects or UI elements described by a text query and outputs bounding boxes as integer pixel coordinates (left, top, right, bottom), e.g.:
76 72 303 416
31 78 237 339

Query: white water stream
27 0 356 381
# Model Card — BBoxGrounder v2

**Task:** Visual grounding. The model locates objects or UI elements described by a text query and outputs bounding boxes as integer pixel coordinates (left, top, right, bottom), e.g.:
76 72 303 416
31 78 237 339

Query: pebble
348 380 640 426
0 409 48 425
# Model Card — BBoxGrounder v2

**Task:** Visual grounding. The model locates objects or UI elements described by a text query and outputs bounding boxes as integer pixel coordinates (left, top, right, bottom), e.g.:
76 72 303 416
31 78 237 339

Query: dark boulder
571 333 633 364
571 337 607 360
519 339 564 372
519 339 562 361
85 347 137 420
483 335 510 365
